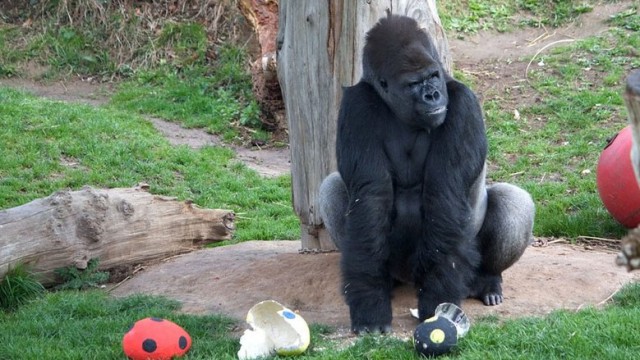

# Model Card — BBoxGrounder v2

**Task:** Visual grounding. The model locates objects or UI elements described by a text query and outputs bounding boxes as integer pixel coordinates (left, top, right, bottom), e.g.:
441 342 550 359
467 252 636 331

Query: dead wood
0 185 235 284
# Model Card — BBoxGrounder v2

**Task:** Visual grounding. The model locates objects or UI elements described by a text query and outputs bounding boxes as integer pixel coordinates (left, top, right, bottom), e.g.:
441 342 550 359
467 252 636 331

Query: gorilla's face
374 43 449 130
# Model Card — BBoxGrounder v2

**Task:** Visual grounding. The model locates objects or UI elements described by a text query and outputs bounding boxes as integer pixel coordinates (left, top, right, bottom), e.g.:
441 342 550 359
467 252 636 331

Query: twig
107 275 131 292
539 173 546 184
597 286 623 306
577 235 620 243
548 238 567 245
526 29 555 47
525 39 576 80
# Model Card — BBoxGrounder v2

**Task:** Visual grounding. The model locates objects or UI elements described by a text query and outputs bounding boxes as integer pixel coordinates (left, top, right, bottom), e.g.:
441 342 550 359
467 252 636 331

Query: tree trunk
238 0 284 130
625 70 640 184
277 0 450 249
0 185 235 284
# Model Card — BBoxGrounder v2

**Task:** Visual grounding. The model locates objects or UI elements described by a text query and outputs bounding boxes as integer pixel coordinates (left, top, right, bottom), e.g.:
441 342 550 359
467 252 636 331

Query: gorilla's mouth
427 106 446 115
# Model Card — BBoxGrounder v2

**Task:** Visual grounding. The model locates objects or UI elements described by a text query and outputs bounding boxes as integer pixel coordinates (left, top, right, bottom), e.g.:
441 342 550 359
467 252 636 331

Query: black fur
319 14 535 334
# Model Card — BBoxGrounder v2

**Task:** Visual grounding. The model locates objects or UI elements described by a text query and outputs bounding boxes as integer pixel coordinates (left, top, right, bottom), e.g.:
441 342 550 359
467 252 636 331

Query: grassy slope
0 87 298 241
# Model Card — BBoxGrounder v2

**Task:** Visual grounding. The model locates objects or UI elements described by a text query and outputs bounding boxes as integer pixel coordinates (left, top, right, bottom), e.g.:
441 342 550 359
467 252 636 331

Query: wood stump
277 0 450 250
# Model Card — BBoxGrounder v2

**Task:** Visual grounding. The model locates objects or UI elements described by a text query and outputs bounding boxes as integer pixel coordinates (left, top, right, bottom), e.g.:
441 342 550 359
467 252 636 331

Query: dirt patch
450 1 632 109
148 117 290 177
0 76 113 106
109 240 640 335
449 2 629 63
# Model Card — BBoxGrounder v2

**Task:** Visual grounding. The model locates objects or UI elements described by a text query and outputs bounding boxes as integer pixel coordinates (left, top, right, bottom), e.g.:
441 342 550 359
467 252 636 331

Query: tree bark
0 185 235 284
277 0 450 249
238 0 284 130
625 70 640 184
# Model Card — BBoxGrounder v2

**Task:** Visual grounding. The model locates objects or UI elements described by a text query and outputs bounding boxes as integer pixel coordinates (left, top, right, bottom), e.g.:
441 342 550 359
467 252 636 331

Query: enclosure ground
109 240 640 336
1 0 638 335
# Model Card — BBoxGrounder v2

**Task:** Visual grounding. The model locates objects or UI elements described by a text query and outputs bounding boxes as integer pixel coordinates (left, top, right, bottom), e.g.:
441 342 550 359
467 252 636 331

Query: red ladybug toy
122 317 191 360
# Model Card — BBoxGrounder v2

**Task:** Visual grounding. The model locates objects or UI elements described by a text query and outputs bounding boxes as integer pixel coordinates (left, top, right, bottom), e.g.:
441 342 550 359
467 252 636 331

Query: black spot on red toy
122 317 192 360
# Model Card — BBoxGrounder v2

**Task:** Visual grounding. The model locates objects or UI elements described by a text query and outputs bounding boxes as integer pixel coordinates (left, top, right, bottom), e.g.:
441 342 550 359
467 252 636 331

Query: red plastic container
596 125 640 228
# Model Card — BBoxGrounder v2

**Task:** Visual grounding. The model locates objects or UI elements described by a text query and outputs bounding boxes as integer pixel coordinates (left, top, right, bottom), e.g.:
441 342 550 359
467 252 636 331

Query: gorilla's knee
318 172 347 249
478 183 535 274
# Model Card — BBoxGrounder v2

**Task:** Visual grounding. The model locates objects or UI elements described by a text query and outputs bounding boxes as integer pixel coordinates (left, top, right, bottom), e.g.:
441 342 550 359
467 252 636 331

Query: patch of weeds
30 26 114 77
517 0 594 28
0 88 297 241
157 21 208 68
112 44 262 140
438 0 516 34
240 100 262 128
0 25 29 76
54 258 110 291
608 4 640 31
439 0 604 35
0 263 45 312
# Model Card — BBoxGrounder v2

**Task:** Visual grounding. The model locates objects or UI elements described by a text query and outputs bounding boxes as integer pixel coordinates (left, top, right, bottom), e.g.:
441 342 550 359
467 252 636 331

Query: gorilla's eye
430 71 440 80
379 79 388 90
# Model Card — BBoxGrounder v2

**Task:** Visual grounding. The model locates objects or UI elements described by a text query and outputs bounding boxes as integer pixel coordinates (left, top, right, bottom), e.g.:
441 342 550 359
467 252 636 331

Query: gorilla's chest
384 128 431 188
384 128 431 245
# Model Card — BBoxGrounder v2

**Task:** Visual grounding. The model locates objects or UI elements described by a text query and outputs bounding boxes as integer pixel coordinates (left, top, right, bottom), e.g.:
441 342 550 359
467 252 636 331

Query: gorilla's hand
346 288 393 334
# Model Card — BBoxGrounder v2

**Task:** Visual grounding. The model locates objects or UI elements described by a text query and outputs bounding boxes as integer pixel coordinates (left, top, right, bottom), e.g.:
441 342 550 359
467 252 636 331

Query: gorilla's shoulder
342 81 384 106
339 81 391 120
446 79 480 105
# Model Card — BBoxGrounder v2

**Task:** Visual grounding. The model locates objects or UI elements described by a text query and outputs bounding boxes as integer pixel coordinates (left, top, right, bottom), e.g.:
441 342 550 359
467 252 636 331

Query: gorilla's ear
379 78 388 92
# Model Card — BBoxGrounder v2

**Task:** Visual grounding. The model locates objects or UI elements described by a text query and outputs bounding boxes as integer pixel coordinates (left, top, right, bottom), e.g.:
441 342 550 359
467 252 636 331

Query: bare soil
109 240 640 336
2 0 639 336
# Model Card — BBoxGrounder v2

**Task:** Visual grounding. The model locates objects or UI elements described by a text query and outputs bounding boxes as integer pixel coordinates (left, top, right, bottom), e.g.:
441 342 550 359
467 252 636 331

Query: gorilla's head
362 15 448 130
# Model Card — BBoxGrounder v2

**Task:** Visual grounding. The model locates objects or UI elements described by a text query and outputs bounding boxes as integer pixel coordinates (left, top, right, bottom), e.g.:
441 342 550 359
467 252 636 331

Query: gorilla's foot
481 290 503 306
470 273 504 306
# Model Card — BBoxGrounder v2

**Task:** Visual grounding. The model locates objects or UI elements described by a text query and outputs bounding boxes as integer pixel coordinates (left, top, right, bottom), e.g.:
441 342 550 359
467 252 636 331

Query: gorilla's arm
414 79 488 319
336 82 396 333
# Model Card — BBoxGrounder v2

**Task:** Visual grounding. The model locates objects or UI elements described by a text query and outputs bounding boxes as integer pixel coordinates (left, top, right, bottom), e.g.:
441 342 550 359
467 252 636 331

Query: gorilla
318 14 535 334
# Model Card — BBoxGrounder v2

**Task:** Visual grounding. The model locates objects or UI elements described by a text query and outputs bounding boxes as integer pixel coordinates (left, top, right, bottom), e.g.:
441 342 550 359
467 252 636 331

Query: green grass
0 87 297 241
471 7 640 239
0 264 44 312
0 25 27 76
0 291 238 359
608 4 640 31
1 283 640 359
437 0 609 35
111 45 261 143
0 4 264 141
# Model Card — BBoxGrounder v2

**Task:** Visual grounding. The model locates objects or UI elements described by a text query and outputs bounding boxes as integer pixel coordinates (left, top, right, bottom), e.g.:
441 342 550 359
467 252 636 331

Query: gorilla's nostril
424 91 440 102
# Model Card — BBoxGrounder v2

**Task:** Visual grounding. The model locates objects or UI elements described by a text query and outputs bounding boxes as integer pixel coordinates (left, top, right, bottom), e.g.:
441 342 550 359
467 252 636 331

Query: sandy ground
108 240 640 335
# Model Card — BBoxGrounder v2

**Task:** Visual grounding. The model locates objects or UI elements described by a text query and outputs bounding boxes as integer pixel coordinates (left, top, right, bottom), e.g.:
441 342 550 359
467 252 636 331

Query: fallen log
0 185 235 284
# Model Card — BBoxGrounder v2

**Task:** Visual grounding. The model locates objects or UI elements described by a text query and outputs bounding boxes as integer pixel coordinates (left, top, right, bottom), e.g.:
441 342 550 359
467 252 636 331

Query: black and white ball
413 316 458 357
